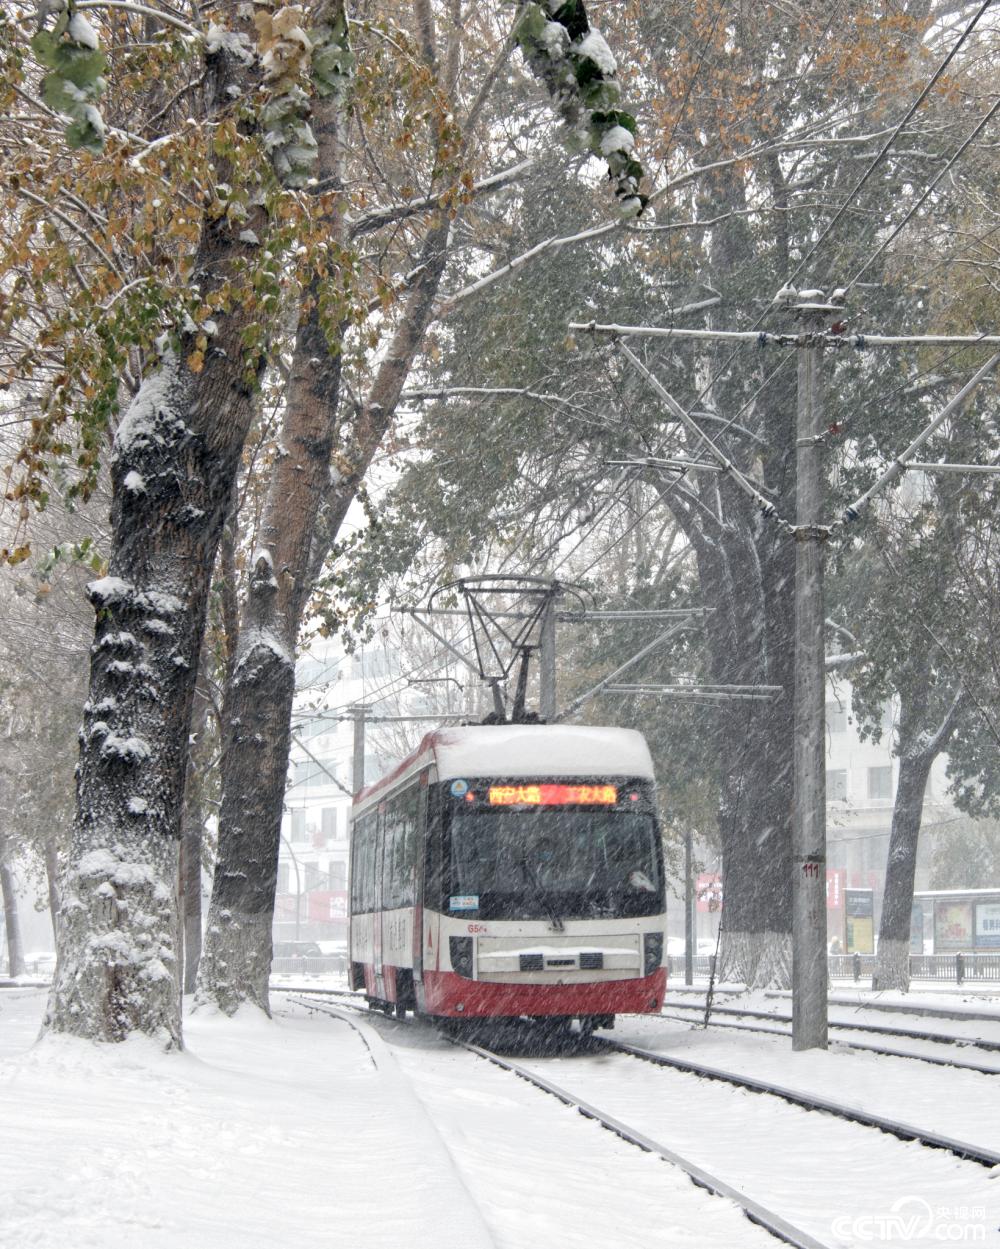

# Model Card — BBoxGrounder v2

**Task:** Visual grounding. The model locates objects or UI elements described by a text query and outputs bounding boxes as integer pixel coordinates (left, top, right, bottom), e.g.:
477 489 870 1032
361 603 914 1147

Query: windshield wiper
520 856 565 932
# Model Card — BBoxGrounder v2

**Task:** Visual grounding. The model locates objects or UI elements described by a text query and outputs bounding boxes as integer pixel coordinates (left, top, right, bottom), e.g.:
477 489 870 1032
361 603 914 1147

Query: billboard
307 890 349 923
845 888 874 954
934 900 973 951
975 902 1000 949
696 873 723 913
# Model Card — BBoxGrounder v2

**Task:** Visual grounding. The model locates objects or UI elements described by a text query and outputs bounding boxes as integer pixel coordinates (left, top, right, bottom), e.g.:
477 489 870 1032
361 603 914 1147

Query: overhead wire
789 0 994 289
305 5 1000 726
844 93 1000 295
546 3 999 586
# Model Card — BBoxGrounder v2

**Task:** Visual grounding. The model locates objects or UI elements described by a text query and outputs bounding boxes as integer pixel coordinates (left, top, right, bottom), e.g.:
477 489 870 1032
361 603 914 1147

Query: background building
274 640 400 950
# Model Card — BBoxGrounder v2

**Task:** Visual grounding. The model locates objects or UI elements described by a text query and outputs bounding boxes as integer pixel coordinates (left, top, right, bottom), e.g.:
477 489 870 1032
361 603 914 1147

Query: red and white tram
348 724 667 1030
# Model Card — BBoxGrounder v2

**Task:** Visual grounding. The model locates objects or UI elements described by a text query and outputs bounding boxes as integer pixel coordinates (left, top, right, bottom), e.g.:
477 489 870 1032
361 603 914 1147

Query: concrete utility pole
539 596 557 721
565 314 1000 1050
684 827 694 987
351 704 367 795
791 300 833 1050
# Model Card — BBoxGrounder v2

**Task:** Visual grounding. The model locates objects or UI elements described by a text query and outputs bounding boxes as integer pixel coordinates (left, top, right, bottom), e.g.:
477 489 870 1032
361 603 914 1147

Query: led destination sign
487 784 618 806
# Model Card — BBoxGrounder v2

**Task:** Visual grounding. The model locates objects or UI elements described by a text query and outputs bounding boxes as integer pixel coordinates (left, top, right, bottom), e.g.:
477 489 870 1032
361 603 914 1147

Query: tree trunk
871 674 963 994
43 38 268 1047
715 516 796 988
197 58 349 1015
667 364 797 989
44 835 60 944
0 837 26 978
197 554 299 1014
180 664 213 993
872 750 934 993
180 774 204 995
199 217 452 1015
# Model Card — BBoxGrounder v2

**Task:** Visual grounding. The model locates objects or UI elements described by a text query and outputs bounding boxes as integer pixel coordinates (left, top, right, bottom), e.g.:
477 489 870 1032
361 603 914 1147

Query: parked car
272 941 322 959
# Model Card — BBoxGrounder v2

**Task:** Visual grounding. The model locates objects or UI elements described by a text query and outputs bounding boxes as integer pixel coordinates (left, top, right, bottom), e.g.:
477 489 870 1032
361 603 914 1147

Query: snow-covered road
3 986 998 1248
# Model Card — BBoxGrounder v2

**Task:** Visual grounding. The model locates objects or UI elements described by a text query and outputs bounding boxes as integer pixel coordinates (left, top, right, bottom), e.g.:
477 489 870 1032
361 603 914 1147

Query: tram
348 724 667 1030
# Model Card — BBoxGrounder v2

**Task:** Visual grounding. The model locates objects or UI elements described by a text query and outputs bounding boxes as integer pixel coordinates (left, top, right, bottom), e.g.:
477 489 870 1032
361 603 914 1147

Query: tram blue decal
450 895 479 911
450 779 469 797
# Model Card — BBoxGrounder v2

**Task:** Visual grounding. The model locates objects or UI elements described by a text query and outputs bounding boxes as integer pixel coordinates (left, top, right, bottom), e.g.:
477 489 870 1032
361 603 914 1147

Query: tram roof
355 724 655 805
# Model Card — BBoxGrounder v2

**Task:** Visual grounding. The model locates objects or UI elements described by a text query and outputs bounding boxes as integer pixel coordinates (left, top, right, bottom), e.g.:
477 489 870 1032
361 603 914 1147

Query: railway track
596 1035 1000 1168
272 983 1000 1073
665 998 1000 1052
284 989 998 1248
285 992 830 1249
658 1005 1000 1075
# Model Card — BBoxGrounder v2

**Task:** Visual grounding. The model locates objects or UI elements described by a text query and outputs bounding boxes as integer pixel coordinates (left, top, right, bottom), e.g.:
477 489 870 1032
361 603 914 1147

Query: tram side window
399 787 420 906
352 813 377 912
382 798 400 908
383 786 419 908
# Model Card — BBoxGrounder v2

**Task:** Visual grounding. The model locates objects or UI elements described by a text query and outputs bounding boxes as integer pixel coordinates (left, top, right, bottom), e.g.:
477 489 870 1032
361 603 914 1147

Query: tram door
372 800 386 997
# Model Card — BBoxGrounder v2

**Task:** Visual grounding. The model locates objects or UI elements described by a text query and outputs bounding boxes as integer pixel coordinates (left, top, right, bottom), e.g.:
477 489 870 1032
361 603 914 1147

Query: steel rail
663 999 1000 1053
658 1010 1000 1076
769 992 1000 1026
602 1038 1000 1168
454 1037 834 1249
286 992 832 1249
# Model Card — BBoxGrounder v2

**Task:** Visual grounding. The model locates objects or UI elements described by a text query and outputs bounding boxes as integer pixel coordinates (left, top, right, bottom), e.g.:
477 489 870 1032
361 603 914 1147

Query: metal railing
830 951 1000 984
667 952 1000 984
270 955 347 975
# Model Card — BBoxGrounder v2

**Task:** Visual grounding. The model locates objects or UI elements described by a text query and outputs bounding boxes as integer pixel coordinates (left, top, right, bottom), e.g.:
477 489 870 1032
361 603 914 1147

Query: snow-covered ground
2 984 999 1248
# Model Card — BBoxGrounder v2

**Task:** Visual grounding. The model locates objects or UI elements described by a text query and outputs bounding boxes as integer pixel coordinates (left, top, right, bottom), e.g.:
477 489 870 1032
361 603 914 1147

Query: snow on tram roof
355 725 654 805
433 724 654 781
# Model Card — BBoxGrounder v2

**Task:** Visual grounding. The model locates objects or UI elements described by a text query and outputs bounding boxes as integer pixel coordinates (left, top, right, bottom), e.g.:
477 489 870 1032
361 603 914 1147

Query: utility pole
539 596 557 721
791 298 833 1050
559 314 1000 1050
351 704 367 795
684 826 694 987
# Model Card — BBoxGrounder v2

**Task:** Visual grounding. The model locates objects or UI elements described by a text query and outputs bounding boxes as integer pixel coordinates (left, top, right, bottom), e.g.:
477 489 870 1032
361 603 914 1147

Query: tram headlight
643 932 663 976
449 936 473 978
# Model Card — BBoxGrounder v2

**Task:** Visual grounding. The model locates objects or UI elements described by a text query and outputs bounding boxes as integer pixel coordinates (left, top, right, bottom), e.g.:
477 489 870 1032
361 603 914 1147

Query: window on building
868 766 893 801
276 863 290 894
827 769 847 801
321 807 339 842
826 701 847 733
329 860 346 890
290 808 308 843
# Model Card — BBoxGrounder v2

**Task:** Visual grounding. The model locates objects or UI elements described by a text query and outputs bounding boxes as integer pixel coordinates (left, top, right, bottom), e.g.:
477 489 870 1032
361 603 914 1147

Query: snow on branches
27 0 353 188
30 0 107 153
514 0 646 216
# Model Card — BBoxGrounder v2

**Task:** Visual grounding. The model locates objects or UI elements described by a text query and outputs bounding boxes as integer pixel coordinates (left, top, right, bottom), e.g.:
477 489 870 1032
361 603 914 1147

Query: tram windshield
447 807 662 920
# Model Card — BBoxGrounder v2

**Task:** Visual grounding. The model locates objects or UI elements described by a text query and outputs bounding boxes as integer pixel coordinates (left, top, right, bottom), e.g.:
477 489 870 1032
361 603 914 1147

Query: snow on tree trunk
872 750 934 993
718 930 791 990
0 838 26 978
44 68 270 1040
